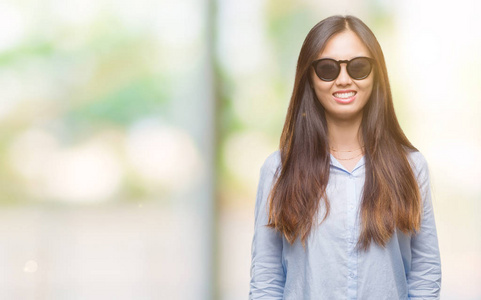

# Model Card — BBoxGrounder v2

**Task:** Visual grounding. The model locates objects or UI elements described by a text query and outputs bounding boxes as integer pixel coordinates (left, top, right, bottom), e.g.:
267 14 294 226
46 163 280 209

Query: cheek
360 80 374 97
312 81 333 99
313 87 332 107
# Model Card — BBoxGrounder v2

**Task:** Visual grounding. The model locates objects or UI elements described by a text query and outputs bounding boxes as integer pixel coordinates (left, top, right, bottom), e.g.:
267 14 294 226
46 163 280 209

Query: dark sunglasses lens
347 57 372 79
315 60 339 81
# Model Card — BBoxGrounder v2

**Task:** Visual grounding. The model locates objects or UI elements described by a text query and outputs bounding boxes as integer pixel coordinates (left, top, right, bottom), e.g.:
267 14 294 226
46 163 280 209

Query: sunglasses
311 56 375 82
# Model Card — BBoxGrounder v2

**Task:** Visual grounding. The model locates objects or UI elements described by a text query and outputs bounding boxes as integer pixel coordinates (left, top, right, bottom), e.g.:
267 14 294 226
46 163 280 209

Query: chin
327 109 364 121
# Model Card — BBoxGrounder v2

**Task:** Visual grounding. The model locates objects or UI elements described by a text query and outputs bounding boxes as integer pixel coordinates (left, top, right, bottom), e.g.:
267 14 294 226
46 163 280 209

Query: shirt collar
329 154 365 174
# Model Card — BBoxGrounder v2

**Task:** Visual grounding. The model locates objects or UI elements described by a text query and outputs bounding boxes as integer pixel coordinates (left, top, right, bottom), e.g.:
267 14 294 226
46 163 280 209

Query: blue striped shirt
249 150 441 299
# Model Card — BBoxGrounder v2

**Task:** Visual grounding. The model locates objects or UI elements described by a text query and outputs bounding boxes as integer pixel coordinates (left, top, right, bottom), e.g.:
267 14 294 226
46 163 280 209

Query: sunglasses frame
311 56 375 82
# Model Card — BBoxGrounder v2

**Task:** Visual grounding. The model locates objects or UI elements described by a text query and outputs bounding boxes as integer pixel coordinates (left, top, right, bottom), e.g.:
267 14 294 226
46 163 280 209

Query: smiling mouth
333 91 357 99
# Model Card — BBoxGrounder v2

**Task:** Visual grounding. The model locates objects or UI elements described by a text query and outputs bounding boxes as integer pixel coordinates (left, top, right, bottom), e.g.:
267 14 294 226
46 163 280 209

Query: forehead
318 30 371 60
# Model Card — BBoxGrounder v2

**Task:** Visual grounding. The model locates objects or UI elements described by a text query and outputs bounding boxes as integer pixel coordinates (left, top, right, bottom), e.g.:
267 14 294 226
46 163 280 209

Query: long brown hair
267 15 422 251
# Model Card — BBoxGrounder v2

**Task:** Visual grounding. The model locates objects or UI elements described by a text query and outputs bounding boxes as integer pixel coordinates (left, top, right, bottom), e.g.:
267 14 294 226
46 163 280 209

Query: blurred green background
0 0 479 299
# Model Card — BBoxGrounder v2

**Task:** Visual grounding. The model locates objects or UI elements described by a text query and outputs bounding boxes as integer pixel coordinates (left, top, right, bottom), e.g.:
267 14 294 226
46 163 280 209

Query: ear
306 78 319 103
307 68 316 88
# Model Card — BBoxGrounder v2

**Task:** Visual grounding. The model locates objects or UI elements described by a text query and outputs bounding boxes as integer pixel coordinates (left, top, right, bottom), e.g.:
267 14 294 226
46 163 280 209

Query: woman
249 15 441 299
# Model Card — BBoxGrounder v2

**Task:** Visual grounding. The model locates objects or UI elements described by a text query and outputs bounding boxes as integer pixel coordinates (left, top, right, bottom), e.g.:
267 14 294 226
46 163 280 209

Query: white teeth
333 91 356 99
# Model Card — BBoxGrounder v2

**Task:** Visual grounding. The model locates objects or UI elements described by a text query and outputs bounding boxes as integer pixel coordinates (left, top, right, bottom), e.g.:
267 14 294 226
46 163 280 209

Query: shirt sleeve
249 153 285 299
407 152 442 299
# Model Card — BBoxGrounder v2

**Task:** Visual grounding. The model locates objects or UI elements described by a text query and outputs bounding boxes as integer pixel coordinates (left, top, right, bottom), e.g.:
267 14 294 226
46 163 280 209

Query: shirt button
349 273 355 278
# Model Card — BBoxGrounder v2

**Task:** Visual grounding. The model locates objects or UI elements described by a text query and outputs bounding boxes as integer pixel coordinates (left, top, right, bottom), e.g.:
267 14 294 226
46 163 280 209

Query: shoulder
406 149 430 181
260 150 282 175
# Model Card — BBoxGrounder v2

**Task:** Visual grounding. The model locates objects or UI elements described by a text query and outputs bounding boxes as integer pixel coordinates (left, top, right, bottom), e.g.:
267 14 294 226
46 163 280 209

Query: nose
335 64 352 86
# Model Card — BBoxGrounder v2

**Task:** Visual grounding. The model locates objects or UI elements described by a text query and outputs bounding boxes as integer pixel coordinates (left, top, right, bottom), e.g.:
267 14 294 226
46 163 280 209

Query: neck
326 114 363 151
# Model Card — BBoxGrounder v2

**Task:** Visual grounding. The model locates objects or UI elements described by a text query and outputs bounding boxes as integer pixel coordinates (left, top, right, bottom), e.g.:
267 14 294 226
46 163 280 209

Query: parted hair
266 15 422 251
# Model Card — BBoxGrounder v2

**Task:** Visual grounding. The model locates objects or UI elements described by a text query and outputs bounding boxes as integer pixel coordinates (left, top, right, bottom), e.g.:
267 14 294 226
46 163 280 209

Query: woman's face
311 30 374 122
